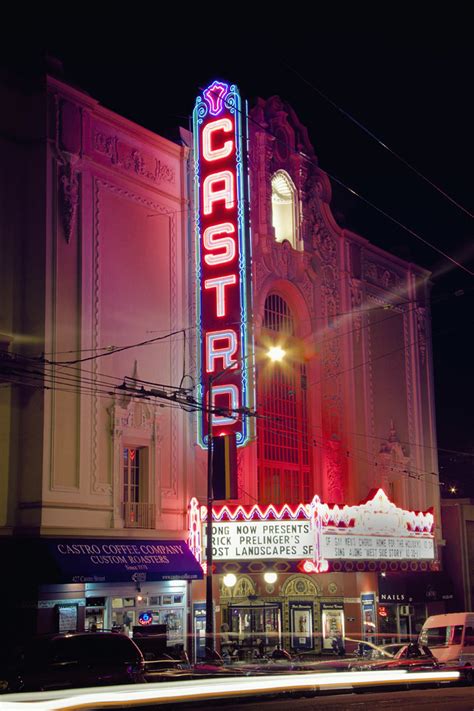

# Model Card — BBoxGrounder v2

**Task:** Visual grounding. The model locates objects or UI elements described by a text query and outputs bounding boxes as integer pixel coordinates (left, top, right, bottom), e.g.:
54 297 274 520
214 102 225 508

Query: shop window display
110 597 184 646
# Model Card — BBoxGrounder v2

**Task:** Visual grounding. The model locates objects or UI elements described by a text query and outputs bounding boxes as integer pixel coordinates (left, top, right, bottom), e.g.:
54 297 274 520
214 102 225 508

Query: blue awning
2 537 203 583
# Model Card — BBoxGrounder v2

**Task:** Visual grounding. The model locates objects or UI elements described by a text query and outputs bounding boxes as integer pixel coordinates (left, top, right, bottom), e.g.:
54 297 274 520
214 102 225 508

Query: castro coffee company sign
193 80 253 448
45 538 202 582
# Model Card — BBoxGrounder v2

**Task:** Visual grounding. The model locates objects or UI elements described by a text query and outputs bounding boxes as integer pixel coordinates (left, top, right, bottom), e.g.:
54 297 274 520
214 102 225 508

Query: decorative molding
58 158 80 244
109 400 162 528
312 214 345 502
349 278 363 343
92 177 104 494
365 261 401 291
404 306 416 471
415 306 427 366
365 292 407 469
378 419 411 490
282 575 320 597
92 126 176 186
92 178 177 497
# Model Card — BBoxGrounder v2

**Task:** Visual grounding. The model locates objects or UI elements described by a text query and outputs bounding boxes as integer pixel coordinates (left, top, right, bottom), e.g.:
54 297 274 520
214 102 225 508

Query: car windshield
395 644 433 659
420 626 463 647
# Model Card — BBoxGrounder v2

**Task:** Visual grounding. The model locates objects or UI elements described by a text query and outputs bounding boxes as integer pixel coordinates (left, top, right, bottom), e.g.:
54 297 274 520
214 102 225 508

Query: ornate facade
0 70 447 654
191 94 446 653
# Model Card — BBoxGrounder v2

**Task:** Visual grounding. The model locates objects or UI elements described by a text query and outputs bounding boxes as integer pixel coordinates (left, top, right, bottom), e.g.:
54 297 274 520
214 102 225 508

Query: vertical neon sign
193 80 253 447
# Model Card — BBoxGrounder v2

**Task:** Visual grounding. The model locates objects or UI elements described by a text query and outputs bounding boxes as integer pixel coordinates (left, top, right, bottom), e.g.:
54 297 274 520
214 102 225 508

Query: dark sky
4 15 473 494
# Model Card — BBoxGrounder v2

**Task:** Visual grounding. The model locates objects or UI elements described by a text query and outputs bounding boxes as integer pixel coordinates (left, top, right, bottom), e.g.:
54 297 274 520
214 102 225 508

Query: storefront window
110 597 184 645
229 604 281 653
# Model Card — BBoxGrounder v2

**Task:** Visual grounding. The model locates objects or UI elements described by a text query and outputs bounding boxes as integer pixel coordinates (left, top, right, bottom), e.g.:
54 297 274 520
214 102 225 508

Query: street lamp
204 345 285 659
267 345 286 363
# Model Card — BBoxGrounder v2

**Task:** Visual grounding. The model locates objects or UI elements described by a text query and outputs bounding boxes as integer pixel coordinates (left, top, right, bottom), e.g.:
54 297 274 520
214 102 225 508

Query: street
153 686 474 711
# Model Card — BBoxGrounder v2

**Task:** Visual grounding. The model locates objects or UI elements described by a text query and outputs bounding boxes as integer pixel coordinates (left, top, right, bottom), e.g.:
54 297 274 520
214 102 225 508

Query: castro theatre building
0 68 451 656
189 81 450 656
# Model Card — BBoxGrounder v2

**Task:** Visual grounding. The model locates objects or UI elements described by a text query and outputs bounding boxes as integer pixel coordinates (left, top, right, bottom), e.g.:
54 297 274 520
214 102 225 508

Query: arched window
257 294 311 505
271 170 299 249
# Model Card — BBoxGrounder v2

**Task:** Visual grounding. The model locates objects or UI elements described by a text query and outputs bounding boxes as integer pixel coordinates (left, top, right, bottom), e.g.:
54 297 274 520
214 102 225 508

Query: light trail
0 668 460 710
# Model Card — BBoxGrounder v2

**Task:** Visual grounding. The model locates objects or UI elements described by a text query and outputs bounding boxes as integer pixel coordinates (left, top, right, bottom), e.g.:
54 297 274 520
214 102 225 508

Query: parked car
350 643 439 672
365 643 407 659
0 632 146 693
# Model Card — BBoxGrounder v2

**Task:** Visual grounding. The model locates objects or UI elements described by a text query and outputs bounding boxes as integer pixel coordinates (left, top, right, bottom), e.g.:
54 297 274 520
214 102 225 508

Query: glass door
229 604 282 655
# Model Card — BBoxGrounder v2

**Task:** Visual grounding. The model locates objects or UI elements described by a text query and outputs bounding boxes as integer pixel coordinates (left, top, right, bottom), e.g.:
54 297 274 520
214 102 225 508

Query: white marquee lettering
204 274 237 317
203 170 235 214
211 384 240 424
202 118 234 162
206 330 238 373
203 223 236 265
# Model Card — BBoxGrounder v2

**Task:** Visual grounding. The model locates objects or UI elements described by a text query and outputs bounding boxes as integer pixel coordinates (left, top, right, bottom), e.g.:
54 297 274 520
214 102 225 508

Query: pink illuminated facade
189 90 449 654
0 68 452 654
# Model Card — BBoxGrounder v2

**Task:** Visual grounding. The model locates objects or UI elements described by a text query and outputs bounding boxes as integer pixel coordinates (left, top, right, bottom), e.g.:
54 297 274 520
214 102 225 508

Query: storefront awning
1 537 203 584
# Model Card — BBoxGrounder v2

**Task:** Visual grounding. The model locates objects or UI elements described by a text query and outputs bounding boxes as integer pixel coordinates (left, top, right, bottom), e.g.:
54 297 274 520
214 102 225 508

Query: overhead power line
282 63 474 220
211 85 474 279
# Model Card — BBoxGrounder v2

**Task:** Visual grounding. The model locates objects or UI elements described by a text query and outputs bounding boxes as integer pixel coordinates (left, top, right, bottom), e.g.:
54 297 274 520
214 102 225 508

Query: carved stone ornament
415 306 427 366
258 238 307 284
311 214 346 501
365 261 401 290
59 157 79 244
349 278 364 343
93 127 175 186
281 575 319 597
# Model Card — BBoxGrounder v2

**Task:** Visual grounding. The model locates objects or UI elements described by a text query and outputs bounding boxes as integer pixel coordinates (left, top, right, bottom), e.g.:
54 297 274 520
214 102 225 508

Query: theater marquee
193 80 254 448
188 489 436 573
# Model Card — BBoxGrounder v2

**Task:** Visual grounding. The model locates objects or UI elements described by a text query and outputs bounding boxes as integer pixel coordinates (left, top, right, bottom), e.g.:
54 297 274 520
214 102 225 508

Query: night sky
3 15 472 494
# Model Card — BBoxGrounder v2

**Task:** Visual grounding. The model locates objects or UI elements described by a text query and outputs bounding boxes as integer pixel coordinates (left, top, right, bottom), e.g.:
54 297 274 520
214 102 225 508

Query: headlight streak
0 669 460 710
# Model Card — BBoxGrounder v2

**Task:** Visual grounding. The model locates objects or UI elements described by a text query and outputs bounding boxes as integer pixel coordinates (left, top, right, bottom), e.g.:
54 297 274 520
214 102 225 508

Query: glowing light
204 80 229 115
299 559 329 574
223 573 237 587
204 274 237 317
194 81 254 448
203 118 234 161
204 500 310 522
206 330 238 373
203 223 236 265
267 345 286 362
211 384 239 424
138 611 153 626
263 571 278 584
6 669 460 708
203 170 235 214
187 497 202 565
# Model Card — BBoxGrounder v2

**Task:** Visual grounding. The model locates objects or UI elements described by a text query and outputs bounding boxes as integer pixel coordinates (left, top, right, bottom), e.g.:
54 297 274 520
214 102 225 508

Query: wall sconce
263 571 278 585
223 573 237 588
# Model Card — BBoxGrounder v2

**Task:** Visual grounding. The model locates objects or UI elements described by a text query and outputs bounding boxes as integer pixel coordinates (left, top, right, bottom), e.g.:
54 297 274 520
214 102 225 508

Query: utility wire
48 329 185 365
323 170 474 277
210 85 474 278
282 62 474 220
3 354 473 469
